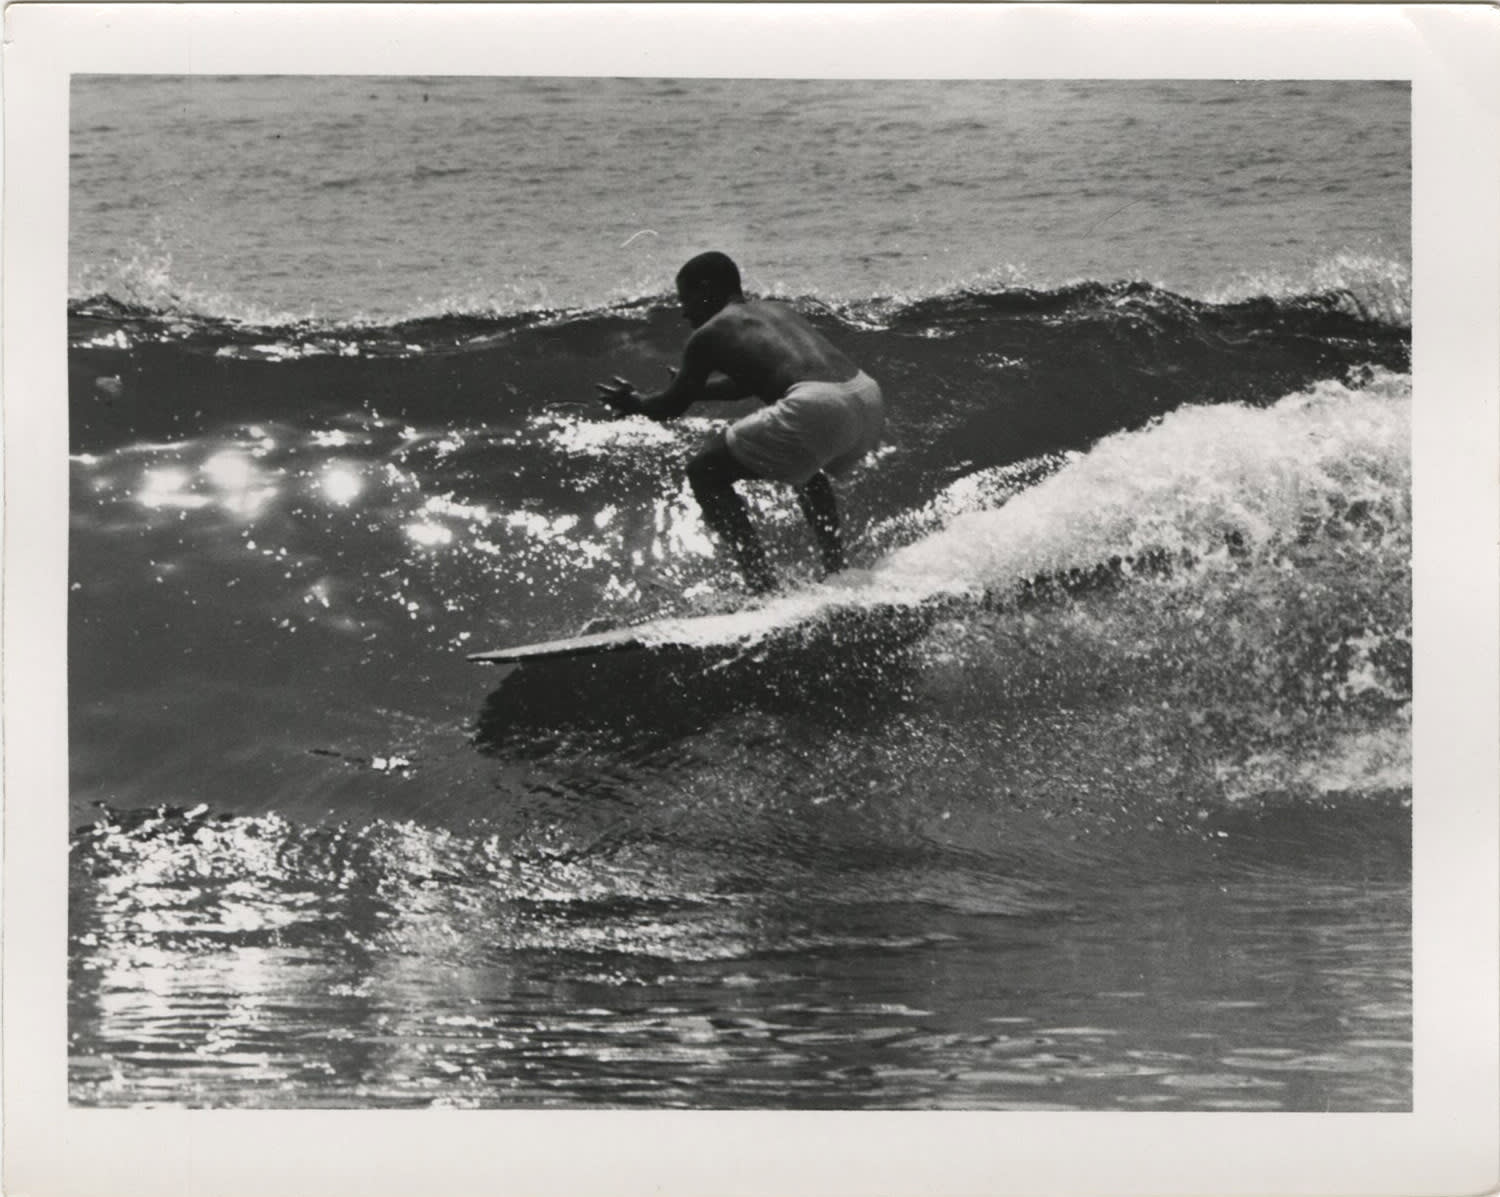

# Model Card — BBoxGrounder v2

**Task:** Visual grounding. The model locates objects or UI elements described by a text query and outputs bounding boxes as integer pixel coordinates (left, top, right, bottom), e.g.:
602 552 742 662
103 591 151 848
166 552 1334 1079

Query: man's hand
595 376 643 418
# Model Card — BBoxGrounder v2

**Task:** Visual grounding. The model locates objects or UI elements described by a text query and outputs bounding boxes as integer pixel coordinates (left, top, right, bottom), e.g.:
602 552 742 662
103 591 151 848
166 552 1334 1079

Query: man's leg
795 472 845 575
686 434 777 594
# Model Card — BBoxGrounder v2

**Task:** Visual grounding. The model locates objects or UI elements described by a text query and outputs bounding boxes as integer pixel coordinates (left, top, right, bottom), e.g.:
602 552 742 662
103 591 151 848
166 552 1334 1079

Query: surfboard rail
466 593 946 667
467 625 658 664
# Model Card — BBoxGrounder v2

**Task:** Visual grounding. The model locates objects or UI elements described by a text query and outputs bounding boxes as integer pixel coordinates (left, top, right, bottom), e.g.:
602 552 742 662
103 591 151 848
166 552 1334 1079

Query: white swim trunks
724 371 885 487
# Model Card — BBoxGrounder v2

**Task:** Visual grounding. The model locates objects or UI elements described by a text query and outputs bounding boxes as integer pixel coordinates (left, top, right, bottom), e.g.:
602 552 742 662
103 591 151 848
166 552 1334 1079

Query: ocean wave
880 368 1410 593
69 271 1409 358
68 237 1410 341
1201 250 1410 325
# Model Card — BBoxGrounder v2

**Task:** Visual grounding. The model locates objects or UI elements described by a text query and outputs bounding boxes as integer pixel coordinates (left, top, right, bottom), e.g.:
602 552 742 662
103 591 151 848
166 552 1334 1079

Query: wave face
68 277 1409 453
68 280 1411 1110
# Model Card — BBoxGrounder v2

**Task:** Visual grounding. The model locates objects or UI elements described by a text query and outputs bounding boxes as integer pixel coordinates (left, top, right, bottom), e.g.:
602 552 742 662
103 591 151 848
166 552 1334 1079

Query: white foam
1203 250 1411 324
880 370 1410 594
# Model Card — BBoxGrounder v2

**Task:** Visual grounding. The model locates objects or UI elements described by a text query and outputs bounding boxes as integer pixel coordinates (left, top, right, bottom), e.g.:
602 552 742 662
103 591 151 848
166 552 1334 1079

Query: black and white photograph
5 4 1498 1195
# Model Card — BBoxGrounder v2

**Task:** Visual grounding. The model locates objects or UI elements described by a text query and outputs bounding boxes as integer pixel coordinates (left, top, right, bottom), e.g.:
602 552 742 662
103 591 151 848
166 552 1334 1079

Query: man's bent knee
687 435 750 496
687 457 729 505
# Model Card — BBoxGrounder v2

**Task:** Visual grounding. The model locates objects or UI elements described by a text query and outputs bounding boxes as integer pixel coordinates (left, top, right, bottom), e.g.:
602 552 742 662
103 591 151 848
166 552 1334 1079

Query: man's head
675 252 744 327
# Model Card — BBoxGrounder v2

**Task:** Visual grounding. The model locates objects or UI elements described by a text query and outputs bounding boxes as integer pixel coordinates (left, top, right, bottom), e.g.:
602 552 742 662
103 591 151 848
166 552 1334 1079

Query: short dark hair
676 251 742 297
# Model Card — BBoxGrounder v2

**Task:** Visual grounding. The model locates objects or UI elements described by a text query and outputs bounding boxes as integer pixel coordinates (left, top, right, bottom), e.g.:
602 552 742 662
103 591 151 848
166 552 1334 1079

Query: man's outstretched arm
596 328 732 421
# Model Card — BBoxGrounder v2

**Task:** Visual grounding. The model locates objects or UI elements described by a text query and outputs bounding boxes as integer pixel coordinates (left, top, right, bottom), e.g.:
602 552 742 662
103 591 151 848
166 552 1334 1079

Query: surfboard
467 623 674 664
467 590 950 667
467 601 787 665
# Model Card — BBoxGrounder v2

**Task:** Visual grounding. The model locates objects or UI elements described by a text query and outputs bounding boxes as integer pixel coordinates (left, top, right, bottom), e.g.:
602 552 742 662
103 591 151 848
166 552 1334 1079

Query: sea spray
881 368 1410 593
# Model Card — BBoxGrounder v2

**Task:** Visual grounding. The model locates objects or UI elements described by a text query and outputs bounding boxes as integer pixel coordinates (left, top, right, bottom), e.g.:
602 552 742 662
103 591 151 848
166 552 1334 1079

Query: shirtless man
596 252 885 593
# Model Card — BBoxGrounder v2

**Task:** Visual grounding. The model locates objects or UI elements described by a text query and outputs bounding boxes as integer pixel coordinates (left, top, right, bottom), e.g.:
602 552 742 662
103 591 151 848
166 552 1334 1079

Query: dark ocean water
68 77 1411 1109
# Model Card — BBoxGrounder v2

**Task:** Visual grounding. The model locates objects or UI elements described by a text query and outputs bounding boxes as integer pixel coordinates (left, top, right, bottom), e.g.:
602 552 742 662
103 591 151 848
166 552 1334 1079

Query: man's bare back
689 300 858 403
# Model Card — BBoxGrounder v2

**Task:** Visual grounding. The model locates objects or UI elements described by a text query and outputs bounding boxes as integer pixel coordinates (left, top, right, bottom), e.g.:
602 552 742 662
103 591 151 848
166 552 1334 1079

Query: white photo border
5 5 1497 1196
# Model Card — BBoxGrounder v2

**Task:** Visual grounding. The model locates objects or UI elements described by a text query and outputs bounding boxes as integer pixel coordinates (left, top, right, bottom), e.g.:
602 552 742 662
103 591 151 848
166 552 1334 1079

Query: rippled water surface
71 801 1409 1109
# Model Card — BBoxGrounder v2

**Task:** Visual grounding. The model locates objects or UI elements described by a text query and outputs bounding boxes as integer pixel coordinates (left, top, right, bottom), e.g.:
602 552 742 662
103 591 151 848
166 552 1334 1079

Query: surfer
597 252 885 593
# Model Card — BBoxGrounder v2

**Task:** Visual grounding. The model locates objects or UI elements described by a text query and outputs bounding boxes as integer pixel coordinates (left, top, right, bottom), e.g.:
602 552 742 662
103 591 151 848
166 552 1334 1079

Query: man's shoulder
694 304 759 342
682 311 743 364
692 300 802 350
713 299 776 322
726 299 809 333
